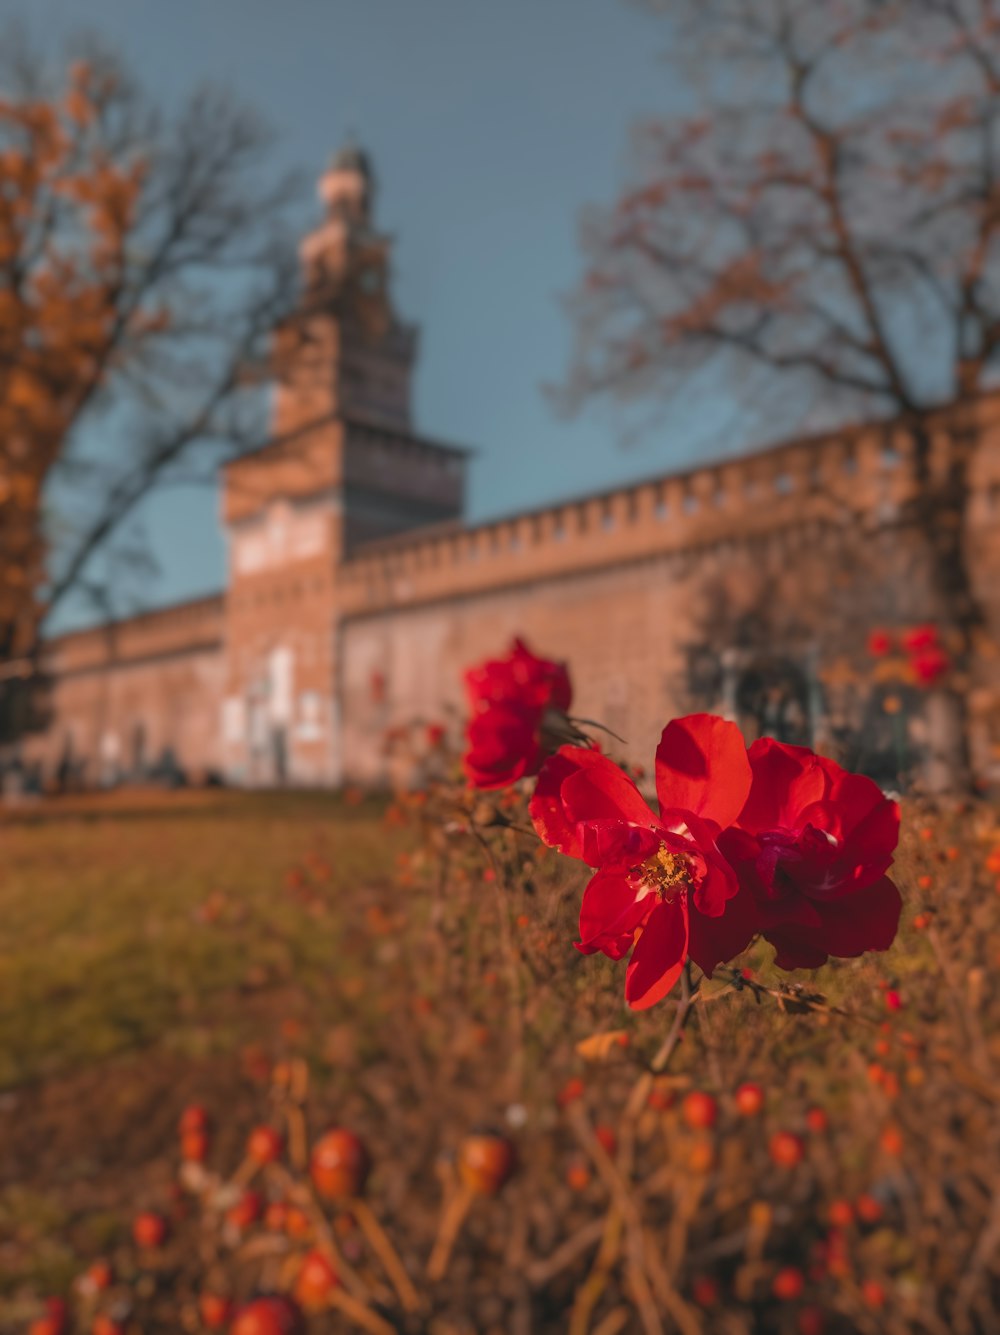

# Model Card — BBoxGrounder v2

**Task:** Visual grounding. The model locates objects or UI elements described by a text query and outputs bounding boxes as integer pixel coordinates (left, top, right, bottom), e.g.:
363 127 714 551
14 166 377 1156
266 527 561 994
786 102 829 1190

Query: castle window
682 491 698 514
775 473 793 494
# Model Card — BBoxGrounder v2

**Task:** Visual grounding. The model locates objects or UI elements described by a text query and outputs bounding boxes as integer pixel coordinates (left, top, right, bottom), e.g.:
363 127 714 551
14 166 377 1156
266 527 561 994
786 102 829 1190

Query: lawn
0 791 402 1090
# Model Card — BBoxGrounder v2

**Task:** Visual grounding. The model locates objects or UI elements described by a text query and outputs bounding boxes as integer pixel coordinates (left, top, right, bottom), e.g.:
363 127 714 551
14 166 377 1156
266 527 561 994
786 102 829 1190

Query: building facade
19 151 1000 792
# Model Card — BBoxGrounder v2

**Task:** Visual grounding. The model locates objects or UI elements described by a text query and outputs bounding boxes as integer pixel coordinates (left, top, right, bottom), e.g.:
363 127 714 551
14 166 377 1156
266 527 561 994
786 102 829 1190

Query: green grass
0 791 403 1088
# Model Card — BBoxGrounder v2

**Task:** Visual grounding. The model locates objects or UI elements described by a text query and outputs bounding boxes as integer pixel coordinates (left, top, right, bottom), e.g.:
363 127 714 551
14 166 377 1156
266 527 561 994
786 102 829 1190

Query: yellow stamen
633 847 692 902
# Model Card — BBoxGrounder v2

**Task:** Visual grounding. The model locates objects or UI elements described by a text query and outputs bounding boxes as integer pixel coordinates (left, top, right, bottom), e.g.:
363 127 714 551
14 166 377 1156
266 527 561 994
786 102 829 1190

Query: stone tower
218 145 469 785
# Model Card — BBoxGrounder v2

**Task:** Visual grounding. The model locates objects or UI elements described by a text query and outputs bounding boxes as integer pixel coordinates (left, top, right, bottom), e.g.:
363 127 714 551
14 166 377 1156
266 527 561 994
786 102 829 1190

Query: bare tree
0 35 302 744
562 0 1000 788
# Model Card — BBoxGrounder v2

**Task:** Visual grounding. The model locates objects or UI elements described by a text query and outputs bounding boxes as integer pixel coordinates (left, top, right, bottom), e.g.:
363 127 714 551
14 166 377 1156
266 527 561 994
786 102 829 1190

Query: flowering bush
459 636 902 1007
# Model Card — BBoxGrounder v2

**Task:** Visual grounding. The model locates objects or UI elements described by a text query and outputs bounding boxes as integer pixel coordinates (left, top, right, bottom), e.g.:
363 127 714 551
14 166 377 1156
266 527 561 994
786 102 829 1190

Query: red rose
867 629 892 657
723 739 901 970
901 623 938 653
910 644 950 686
530 714 758 1009
463 638 574 789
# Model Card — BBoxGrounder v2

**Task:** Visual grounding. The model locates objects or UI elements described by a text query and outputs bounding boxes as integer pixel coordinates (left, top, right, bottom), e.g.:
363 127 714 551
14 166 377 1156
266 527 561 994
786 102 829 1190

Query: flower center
630 846 693 902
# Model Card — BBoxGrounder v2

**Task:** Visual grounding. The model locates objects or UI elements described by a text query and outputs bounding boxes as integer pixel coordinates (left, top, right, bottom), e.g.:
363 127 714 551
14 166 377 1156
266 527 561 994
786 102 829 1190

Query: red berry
828 1199 854 1228
310 1129 371 1200
681 1091 717 1131
861 1279 886 1309
200 1293 234 1329
247 1125 284 1165
92 1318 125 1335
691 1276 720 1307
132 1211 168 1248
885 990 902 1011
294 1248 340 1308
772 1267 805 1301
28 1298 68 1335
566 1158 591 1191
557 1077 585 1108
594 1124 618 1157
880 1124 904 1156
734 1082 764 1117
457 1132 516 1196
179 1104 209 1135
805 1106 828 1134
797 1307 825 1335
227 1189 263 1230
229 1297 303 1335
769 1131 805 1168
181 1128 210 1163
856 1193 884 1224
84 1259 113 1292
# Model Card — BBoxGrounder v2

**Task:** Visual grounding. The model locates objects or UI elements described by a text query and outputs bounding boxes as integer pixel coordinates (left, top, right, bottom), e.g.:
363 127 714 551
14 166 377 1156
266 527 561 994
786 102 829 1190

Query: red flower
723 739 901 970
910 644 950 686
867 629 892 657
902 624 938 653
463 638 574 789
530 714 757 1009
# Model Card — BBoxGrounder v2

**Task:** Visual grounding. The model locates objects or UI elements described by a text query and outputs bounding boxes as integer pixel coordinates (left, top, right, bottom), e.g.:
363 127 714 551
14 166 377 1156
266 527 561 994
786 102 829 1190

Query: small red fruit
734 1082 764 1117
200 1293 234 1329
557 1077 585 1108
772 1267 805 1301
310 1129 371 1200
805 1106 828 1134
828 1199 854 1228
885 990 902 1011
84 1260 113 1292
458 1132 516 1195
179 1104 209 1135
285 1205 313 1239
294 1248 340 1308
264 1200 288 1231
132 1211 168 1248
227 1189 263 1230
594 1124 617 1157
681 1091 717 1131
691 1275 719 1307
181 1128 210 1163
91 1318 125 1335
229 1297 303 1335
28 1298 68 1335
856 1193 884 1224
247 1125 284 1165
566 1159 591 1191
861 1279 886 1309
879 1123 903 1156
797 1307 825 1335
769 1131 805 1168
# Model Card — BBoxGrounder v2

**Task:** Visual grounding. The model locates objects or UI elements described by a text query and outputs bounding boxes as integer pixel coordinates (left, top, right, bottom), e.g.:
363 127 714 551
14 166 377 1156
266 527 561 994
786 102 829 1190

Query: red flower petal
764 875 902 970
688 880 759 976
655 714 751 831
577 867 652 957
739 739 828 834
462 705 540 789
530 745 607 859
687 830 740 917
624 898 688 1010
561 752 658 831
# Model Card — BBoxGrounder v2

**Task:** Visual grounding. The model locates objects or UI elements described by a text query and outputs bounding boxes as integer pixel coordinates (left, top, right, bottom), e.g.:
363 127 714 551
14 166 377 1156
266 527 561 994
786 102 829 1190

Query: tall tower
218 144 469 786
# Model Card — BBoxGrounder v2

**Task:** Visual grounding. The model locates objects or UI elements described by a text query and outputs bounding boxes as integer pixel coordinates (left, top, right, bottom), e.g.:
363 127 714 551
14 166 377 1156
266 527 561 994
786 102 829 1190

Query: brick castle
19 148 1000 790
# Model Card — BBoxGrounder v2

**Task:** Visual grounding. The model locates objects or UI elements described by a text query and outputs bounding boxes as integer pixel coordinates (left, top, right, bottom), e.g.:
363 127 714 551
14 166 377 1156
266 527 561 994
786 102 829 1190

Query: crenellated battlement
337 406 1000 618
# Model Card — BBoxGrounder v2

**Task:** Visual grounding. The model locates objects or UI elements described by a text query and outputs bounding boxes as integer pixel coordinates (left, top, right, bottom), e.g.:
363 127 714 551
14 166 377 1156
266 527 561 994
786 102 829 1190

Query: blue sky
3 0 750 624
